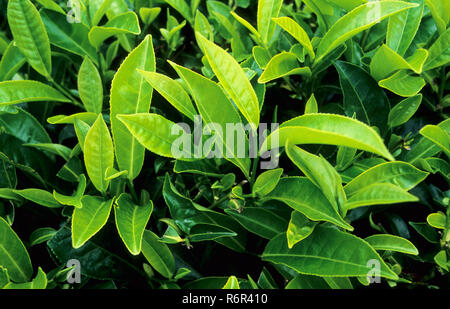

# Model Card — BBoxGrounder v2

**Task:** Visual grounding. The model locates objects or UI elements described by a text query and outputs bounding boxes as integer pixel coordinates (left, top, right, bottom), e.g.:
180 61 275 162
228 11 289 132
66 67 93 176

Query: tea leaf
117 113 194 160
427 212 446 229
84 115 114 194
7 0 52 77
286 142 345 214
78 57 103 114
419 125 450 157
40 9 98 64
365 234 418 255
315 1 417 64
345 183 418 209
423 27 450 70
344 161 428 196
257 0 283 44
388 95 422 128
387 0 424 56
273 17 314 59
0 81 69 106
72 196 113 248
222 276 240 289
3 267 47 289
286 211 317 249
262 226 398 279
110 35 155 181
115 194 153 255
0 42 26 81
263 177 353 231
170 61 251 177
14 189 61 208
225 207 288 239
0 216 33 283
141 230 175 279
253 168 283 197
335 61 390 132
137 70 197 121
261 114 394 161
258 52 311 83
379 70 425 97
196 33 260 130
89 12 141 50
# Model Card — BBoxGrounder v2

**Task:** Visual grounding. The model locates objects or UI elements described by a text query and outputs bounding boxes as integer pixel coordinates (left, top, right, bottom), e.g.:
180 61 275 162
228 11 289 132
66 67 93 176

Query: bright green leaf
84 114 114 194
365 234 419 255
78 57 103 114
110 35 155 181
0 217 33 283
72 196 113 248
114 193 153 255
0 81 69 106
7 0 52 77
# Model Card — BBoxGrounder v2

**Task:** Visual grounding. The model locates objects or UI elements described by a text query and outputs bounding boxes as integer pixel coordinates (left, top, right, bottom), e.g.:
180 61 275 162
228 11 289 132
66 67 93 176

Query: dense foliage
0 0 449 290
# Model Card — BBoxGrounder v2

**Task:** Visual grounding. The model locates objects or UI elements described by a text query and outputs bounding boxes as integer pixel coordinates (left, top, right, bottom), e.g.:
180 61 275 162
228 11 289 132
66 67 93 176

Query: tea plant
0 0 448 289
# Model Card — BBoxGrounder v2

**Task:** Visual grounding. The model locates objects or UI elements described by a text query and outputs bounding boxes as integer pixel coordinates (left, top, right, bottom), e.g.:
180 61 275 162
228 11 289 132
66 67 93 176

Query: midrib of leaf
259 0 277 41
202 212 245 251
347 197 415 208
268 196 339 223
231 212 281 234
146 241 171 276
408 143 440 163
130 205 138 251
1 160 13 187
16 1 49 77
128 43 148 179
200 108 247 173
75 201 108 246
181 78 249 176
46 20 93 58
98 19 140 34
390 9 408 52
1 57 26 81
263 252 367 269
122 116 192 158
203 46 256 128
348 172 422 190
98 124 106 192
52 226 142 277
192 231 234 238
61 164 79 179
338 67 370 125
0 243 28 282
396 9 408 51
345 163 427 194
276 125 391 160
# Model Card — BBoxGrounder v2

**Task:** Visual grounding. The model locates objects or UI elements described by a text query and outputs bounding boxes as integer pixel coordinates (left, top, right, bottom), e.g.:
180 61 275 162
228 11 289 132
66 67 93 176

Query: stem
438 67 446 106
96 52 105 109
283 77 304 98
192 188 207 202
48 78 84 108
250 156 260 190
115 178 126 197
443 203 450 249
422 96 436 112
208 193 230 209
360 29 370 51
127 179 139 203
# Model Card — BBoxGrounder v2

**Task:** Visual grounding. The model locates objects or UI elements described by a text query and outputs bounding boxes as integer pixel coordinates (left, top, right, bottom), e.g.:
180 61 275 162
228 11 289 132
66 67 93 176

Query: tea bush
0 0 448 290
